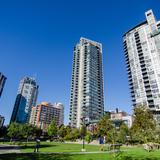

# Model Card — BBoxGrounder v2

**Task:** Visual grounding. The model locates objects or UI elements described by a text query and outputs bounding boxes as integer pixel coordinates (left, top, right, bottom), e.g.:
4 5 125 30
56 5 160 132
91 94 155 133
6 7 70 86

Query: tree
85 131 92 144
58 124 67 139
64 125 72 141
22 124 35 143
34 127 42 138
153 126 160 143
97 113 113 137
64 127 80 141
65 125 72 135
47 120 57 139
7 123 21 141
131 106 156 143
72 128 80 140
117 123 129 144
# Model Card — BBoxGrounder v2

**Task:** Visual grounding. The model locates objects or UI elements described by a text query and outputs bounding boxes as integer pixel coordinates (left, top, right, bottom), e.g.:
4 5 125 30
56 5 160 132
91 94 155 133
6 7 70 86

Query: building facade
69 37 104 128
0 73 7 99
109 109 133 128
29 102 64 131
54 103 64 126
10 77 39 124
123 10 160 122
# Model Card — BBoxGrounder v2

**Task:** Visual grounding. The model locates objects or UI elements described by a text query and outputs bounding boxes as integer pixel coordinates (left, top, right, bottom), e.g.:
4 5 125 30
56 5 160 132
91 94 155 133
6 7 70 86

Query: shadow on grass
21 144 57 150
0 153 73 160
0 153 160 160
0 146 20 150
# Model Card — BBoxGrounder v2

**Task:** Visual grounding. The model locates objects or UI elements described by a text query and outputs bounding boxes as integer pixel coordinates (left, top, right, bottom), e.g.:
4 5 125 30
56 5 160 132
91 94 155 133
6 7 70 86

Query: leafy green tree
85 131 92 144
97 113 113 137
131 106 156 143
22 124 35 142
7 123 21 141
58 124 67 139
107 127 118 143
34 127 42 138
64 127 80 141
65 125 72 135
72 128 80 140
117 123 129 144
153 126 160 143
48 120 57 139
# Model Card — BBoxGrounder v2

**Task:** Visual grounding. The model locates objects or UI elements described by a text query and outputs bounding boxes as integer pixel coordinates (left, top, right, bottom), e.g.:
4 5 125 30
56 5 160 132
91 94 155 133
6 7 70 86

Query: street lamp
81 117 89 152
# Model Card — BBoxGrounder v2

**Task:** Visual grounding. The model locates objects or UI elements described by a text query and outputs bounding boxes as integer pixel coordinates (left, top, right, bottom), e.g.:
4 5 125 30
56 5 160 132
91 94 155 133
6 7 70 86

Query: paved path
0 144 21 154
0 144 126 155
26 150 127 155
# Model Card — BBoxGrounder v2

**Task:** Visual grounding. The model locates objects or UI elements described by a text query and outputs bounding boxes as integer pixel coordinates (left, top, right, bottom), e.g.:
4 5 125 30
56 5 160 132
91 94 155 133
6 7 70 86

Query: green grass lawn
21 142 101 153
0 153 111 160
1 142 160 159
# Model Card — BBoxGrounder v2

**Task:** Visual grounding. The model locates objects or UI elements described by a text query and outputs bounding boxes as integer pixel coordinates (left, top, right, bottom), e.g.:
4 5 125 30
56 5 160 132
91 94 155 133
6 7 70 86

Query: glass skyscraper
69 37 104 128
0 72 6 99
10 77 39 124
123 10 160 122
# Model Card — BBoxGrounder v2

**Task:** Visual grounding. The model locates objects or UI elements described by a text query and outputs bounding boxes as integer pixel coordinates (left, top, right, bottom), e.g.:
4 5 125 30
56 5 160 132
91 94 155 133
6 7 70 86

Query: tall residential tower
123 10 160 122
10 77 39 124
69 37 104 128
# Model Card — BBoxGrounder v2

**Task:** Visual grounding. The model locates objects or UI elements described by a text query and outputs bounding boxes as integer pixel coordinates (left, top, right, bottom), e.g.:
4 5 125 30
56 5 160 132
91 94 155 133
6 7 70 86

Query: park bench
107 144 122 151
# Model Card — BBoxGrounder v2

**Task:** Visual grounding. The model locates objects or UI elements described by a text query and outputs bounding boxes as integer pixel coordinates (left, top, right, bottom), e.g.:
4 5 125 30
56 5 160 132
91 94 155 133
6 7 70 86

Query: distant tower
69 37 104 128
0 72 7 99
123 10 160 122
10 77 39 124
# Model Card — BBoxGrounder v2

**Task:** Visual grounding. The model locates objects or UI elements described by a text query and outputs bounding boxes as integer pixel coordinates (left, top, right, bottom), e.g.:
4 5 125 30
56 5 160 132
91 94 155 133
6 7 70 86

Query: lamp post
81 117 89 152
81 117 86 152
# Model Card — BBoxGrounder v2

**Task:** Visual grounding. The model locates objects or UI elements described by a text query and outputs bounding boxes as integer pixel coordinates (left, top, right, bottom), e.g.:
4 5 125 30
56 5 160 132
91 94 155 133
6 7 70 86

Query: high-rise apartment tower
69 37 104 128
123 10 160 122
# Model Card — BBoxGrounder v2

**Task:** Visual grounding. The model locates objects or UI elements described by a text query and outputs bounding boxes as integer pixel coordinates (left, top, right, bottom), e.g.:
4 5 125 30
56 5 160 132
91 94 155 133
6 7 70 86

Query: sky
0 0 159 125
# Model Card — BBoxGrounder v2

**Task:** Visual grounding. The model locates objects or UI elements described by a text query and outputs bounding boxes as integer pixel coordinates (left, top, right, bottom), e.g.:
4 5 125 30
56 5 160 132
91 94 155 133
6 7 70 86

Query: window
147 13 152 16
25 85 29 89
24 90 28 94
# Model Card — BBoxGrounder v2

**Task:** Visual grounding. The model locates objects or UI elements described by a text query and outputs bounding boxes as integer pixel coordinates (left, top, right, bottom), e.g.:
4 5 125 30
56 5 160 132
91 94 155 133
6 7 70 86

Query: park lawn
0 153 111 160
21 142 101 153
1 150 160 160
1 142 160 159
20 142 160 159
121 146 160 159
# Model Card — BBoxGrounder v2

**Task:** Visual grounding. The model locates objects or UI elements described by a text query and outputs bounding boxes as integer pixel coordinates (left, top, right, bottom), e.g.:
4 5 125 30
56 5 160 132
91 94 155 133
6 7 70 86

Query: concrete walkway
0 144 21 154
26 150 126 155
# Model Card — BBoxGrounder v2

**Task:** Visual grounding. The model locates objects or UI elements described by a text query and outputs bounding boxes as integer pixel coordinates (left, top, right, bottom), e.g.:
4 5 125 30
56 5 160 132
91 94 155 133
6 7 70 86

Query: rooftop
80 37 102 49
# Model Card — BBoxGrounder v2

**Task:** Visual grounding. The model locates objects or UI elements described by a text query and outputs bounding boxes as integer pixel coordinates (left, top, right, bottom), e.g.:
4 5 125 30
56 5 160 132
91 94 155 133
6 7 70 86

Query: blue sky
0 0 159 125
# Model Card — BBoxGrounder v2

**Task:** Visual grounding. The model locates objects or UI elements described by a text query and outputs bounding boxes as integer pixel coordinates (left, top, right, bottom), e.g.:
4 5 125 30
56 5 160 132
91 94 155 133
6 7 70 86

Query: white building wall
123 10 160 122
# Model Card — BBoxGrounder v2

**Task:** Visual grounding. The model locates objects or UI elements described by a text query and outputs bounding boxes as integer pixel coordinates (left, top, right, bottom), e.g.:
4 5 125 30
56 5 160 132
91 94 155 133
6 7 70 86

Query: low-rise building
109 108 132 128
29 102 64 131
